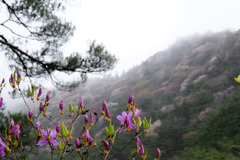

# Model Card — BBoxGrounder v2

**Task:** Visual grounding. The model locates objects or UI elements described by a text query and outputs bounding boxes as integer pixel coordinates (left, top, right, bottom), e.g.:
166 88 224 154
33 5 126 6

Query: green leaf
5 128 7 139
142 117 147 129
13 69 16 80
106 123 114 136
58 140 65 150
144 146 147 157
61 122 69 137
12 133 16 143
102 110 106 117
31 86 35 96
105 126 109 135
113 130 117 141
72 103 76 112
69 102 72 112
94 136 97 143
148 118 152 129
68 125 74 136
28 85 31 96
136 116 142 127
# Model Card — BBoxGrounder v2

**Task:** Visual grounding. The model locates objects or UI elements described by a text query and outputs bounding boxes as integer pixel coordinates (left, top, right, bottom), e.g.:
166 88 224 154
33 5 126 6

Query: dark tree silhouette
0 0 117 90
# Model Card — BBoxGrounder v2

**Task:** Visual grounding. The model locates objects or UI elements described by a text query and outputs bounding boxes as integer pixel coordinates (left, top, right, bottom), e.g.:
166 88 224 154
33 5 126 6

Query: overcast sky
60 0 240 76
1 0 240 78
1 0 240 111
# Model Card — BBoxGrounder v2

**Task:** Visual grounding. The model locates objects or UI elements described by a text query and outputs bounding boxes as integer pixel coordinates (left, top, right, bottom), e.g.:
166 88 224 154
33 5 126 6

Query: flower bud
105 107 111 122
102 100 107 110
103 140 109 154
1 78 5 87
105 107 110 118
40 102 45 112
0 97 3 108
85 115 88 124
75 138 80 152
17 70 21 79
28 109 33 123
36 120 41 131
16 70 21 84
136 137 141 153
56 122 61 137
28 109 33 119
59 100 63 110
76 138 80 147
46 92 50 102
90 113 94 127
10 74 15 88
155 148 161 160
128 93 134 104
140 144 144 154
37 88 42 101
79 97 84 108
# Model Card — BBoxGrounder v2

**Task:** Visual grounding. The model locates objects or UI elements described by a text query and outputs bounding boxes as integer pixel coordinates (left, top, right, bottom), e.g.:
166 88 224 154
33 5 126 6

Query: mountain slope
48 30 240 159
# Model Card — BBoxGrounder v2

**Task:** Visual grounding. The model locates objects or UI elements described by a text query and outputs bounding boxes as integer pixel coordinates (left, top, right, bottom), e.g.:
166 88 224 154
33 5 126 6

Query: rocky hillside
45 30 240 160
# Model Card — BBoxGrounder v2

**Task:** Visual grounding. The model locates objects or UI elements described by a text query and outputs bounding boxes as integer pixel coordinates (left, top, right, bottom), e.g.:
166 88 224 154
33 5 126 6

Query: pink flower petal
128 112 133 119
122 111 127 117
50 130 57 137
117 115 124 123
129 123 136 129
38 139 48 146
50 139 58 147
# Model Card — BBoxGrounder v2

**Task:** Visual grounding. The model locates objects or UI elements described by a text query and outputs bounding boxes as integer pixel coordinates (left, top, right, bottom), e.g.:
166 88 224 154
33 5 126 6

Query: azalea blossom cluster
0 70 162 160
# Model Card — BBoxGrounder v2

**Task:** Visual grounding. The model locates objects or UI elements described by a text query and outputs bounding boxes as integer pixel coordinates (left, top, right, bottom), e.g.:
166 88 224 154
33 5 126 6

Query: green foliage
192 87 240 147
184 82 211 96
156 121 186 159
173 146 239 160
170 71 188 83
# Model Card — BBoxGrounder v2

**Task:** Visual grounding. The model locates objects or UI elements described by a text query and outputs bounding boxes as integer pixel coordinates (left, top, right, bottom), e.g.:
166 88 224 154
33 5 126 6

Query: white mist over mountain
1 0 240 112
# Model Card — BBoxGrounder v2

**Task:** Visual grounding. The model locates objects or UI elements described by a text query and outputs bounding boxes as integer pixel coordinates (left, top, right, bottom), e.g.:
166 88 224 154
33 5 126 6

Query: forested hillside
9 30 240 159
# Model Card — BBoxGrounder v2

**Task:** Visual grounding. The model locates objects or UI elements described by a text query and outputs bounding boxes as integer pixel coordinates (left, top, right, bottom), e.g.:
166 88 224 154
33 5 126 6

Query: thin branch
2 0 40 40
1 23 36 40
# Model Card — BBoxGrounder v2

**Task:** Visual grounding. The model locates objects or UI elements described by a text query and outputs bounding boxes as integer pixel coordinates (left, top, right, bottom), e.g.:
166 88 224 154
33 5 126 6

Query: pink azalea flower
0 138 6 157
117 111 136 133
81 130 93 143
134 108 140 119
38 129 58 147
9 123 20 139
